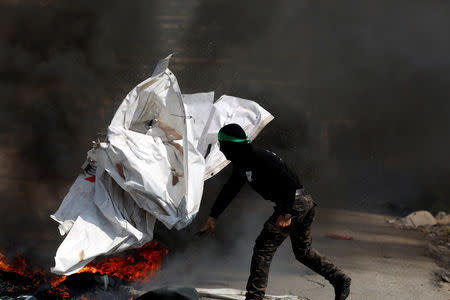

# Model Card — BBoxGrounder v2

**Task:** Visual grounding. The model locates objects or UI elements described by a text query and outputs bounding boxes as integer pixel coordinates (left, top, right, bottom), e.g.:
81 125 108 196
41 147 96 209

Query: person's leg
290 205 342 280
245 212 289 300
290 201 350 299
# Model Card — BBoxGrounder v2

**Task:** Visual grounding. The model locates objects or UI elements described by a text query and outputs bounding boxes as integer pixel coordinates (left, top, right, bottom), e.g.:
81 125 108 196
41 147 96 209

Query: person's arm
276 188 298 216
210 164 246 219
200 164 245 236
272 158 304 228
275 188 297 228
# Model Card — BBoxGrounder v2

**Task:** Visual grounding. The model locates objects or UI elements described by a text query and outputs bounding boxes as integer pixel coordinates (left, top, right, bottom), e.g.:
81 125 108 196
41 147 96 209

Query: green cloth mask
218 131 251 143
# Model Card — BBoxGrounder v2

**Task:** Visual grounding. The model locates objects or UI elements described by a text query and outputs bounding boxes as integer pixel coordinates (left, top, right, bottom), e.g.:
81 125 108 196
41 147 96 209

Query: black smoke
1 0 450 272
176 0 450 215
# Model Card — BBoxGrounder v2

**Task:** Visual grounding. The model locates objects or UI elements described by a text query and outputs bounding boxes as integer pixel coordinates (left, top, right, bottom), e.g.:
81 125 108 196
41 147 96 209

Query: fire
0 251 70 298
50 275 67 288
0 241 167 298
78 241 168 282
47 284 70 298
0 251 54 294
0 252 27 275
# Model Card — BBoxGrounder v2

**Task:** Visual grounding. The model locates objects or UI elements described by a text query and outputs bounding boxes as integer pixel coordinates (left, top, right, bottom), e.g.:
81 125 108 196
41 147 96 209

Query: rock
387 218 396 224
435 211 450 225
403 210 437 227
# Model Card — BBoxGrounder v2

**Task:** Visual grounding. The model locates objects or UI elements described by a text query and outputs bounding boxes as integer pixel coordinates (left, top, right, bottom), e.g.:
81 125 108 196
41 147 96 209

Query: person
200 123 351 300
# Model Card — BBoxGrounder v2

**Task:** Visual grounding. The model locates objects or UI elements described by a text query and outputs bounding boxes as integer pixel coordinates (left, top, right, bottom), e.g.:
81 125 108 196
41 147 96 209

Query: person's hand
199 216 216 236
276 214 292 229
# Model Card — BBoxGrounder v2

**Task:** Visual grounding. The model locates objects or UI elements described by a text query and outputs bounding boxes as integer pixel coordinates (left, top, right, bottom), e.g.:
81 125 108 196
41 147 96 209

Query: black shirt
210 147 303 218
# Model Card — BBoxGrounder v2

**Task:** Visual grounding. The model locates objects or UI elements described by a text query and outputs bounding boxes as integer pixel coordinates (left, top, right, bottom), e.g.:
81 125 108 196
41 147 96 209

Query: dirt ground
144 208 450 300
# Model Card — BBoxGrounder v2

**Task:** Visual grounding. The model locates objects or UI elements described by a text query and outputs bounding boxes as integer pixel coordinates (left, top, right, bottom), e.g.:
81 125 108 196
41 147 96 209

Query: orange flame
0 251 69 297
0 241 167 298
0 252 27 275
50 275 67 288
78 241 168 282
47 285 70 298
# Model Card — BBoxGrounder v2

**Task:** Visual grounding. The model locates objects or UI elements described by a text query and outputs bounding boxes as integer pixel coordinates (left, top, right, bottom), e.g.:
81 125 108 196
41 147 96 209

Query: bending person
200 123 351 300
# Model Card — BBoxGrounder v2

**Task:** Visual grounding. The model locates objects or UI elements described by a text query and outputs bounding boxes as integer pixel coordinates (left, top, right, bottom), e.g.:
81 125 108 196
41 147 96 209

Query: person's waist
266 187 308 201
271 188 309 205
295 188 308 197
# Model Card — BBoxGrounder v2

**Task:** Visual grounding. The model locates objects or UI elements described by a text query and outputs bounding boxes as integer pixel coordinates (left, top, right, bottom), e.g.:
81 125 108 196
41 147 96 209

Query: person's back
242 147 301 201
211 146 302 217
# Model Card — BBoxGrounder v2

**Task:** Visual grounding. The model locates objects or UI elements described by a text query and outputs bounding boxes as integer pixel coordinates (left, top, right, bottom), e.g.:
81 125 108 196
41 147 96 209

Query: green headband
218 131 251 143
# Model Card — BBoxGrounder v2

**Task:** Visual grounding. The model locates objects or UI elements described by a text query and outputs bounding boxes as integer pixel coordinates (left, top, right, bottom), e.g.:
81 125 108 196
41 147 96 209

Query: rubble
436 212 450 225
428 237 450 270
196 288 304 300
131 287 307 300
403 210 437 227
433 269 450 290
386 210 443 229
136 286 199 300
386 210 450 271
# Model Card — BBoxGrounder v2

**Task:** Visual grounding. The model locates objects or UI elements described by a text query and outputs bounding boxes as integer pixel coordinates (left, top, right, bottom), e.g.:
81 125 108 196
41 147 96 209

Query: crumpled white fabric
50 55 274 275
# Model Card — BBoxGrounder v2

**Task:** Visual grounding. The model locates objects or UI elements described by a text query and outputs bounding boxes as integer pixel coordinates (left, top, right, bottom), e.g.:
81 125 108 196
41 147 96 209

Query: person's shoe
332 273 351 300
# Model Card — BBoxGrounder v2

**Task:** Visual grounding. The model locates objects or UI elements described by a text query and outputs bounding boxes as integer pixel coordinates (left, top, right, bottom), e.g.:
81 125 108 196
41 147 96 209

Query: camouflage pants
245 195 342 300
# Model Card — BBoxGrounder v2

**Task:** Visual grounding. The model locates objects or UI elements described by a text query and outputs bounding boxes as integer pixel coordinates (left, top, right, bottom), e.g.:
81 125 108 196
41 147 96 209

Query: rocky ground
2 208 448 299
386 211 450 295
386 212 450 272
135 208 450 300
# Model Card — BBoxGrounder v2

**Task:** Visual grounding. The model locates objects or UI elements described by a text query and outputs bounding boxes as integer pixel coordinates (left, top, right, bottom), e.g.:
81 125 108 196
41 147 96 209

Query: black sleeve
210 164 246 219
275 188 298 216
273 159 303 216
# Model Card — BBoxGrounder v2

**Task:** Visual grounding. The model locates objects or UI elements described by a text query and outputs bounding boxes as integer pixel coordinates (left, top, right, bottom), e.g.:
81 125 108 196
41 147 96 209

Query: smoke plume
1 0 450 276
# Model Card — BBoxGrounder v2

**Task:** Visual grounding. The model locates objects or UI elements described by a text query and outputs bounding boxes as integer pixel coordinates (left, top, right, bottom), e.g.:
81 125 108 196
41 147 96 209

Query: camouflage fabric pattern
245 195 343 300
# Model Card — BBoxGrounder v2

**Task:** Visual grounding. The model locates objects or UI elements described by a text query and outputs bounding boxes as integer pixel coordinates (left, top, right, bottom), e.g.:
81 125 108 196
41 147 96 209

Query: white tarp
50 55 274 275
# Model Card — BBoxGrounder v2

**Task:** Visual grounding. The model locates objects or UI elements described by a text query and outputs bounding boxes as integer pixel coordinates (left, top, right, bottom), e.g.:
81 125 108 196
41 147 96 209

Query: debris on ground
433 269 450 290
404 210 437 227
131 286 306 300
428 237 450 271
386 211 449 230
196 288 304 300
436 212 450 225
136 286 199 300
326 233 354 240
386 211 450 271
